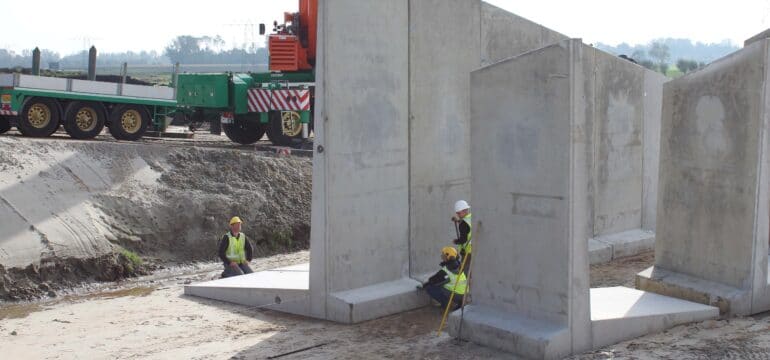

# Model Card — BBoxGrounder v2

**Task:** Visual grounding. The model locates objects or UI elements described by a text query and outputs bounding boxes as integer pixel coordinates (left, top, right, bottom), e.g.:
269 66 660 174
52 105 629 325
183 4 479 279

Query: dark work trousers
221 263 254 278
425 284 465 310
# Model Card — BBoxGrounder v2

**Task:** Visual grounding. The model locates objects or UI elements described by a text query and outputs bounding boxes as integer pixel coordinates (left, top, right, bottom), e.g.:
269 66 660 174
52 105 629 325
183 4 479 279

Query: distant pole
121 62 128 83
31 47 40 76
117 62 128 96
88 46 97 80
171 62 180 88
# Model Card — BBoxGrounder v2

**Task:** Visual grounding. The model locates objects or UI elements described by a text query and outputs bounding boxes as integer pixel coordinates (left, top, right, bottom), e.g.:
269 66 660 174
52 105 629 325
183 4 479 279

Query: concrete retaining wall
637 38 770 315
309 0 663 326
408 0 570 278
408 0 481 277
480 3 568 65
456 39 592 359
309 0 416 322
311 0 580 322
450 39 666 358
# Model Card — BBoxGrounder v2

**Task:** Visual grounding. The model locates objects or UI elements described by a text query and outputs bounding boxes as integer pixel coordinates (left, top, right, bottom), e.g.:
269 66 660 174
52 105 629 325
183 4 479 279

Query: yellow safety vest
442 266 468 295
457 213 472 255
225 232 247 264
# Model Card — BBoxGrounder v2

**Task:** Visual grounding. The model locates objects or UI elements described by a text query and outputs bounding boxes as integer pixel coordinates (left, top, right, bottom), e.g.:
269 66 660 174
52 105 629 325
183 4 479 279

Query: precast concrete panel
638 38 770 315
408 0 481 277
642 71 666 231
592 51 645 236
469 42 573 320
480 2 568 65
656 44 763 288
453 39 670 358
310 0 414 322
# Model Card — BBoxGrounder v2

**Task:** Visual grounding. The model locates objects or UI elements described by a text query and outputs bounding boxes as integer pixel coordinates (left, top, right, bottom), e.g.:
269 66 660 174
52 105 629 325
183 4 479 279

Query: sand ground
5 250 770 359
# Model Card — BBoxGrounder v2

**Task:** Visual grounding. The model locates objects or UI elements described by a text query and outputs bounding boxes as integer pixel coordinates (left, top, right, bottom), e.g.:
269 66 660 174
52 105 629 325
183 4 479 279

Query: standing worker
218 216 254 278
417 247 467 310
451 200 472 275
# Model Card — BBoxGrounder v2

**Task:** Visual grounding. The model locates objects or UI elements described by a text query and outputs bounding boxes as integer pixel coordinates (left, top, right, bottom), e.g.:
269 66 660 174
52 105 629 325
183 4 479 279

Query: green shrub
120 249 143 273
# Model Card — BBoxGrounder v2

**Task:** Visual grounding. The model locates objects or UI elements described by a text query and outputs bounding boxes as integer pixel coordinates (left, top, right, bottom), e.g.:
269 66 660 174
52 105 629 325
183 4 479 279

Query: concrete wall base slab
327 277 430 323
447 305 571 359
636 266 750 315
448 287 718 359
590 229 655 263
591 287 719 349
184 264 311 316
588 240 613 264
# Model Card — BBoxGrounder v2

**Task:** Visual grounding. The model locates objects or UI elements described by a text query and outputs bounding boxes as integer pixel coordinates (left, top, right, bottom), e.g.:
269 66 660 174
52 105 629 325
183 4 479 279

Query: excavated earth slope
0 136 311 300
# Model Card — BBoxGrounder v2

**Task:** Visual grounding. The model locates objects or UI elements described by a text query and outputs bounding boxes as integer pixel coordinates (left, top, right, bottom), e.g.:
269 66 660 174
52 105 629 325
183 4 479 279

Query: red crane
268 0 317 72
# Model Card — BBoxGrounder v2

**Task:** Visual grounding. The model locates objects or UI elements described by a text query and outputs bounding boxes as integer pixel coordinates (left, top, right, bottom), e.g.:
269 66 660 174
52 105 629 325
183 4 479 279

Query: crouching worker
218 216 254 278
417 247 467 310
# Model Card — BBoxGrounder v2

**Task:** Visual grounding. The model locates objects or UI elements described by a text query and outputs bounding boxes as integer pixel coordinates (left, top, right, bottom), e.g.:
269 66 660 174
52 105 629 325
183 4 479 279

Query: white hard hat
454 200 470 212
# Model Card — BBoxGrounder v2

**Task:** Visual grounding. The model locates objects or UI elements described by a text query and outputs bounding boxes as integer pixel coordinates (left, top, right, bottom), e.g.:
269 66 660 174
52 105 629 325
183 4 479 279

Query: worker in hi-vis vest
451 200 472 275
217 216 254 278
416 246 467 310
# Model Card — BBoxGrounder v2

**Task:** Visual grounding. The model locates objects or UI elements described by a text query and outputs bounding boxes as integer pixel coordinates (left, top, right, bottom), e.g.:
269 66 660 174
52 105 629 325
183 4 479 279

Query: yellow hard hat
441 246 458 259
229 216 242 225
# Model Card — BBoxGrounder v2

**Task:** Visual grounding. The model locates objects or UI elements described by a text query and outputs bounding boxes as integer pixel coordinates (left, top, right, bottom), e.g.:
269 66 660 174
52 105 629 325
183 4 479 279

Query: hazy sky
1 1 768 55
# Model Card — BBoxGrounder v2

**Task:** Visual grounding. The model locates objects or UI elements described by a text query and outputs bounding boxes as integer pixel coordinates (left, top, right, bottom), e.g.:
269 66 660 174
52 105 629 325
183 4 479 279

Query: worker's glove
451 215 460 222
453 238 460 245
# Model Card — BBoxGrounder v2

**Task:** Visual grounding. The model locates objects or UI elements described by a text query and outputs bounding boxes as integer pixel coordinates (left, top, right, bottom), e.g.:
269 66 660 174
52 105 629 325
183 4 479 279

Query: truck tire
17 97 61 137
63 101 106 139
108 104 149 141
266 111 304 147
0 116 10 134
223 113 266 145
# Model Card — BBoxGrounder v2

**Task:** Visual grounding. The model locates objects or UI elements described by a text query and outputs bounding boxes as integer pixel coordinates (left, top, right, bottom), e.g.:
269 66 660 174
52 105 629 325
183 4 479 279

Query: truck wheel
223 113 266 145
0 116 10 134
63 101 106 139
18 97 61 137
108 104 149 141
266 111 304 147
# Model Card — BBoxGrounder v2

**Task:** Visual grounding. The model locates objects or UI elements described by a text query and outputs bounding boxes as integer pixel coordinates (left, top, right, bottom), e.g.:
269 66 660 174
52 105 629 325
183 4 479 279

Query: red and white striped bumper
0 109 16 116
247 89 311 113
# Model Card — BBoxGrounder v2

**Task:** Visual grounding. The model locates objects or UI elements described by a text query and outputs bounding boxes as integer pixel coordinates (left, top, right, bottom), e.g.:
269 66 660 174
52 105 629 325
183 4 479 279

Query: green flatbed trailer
175 71 314 147
0 73 177 140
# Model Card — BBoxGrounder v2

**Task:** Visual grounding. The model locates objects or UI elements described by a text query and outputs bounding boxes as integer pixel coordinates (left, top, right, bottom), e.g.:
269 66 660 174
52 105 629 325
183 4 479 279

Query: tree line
597 38 740 76
0 35 268 69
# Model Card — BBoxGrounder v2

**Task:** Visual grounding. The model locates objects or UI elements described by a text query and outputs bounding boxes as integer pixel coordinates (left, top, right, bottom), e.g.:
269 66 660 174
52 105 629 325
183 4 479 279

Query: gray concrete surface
589 287 718 349
184 264 311 316
408 0 481 278
745 28 770 46
637 38 770 316
448 39 670 358
408 0 571 279
591 229 655 263
309 0 417 323
480 2 568 65
309 0 583 323
453 40 592 359
643 71 667 230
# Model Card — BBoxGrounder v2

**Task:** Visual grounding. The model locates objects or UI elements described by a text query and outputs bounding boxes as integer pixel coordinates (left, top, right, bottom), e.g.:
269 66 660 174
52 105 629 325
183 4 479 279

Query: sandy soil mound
0 136 311 300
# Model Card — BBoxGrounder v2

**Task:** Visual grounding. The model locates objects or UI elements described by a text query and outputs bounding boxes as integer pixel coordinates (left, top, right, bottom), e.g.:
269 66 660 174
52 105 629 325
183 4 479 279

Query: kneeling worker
418 247 467 310
218 216 254 278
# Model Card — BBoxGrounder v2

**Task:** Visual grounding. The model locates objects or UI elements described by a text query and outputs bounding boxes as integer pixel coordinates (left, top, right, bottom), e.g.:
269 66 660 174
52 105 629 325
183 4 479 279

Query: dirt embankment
0 136 312 301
